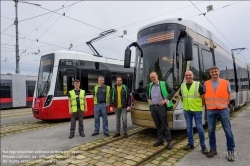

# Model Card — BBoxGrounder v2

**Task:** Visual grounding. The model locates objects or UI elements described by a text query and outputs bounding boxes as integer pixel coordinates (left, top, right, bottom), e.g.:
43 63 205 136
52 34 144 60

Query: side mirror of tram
124 48 131 68
184 35 193 61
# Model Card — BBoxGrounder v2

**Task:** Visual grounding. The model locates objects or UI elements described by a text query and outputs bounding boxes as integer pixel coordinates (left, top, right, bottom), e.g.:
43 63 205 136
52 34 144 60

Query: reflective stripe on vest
148 81 173 108
181 81 203 111
94 85 110 106
204 79 229 110
69 89 85 112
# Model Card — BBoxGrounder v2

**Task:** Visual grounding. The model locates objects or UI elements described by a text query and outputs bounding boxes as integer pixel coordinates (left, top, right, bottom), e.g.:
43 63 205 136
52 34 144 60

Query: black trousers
151 105 171 143
70 109 84 135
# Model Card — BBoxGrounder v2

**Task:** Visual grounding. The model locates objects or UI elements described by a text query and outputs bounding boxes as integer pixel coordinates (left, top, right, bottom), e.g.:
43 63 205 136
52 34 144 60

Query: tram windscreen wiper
163 67 173 81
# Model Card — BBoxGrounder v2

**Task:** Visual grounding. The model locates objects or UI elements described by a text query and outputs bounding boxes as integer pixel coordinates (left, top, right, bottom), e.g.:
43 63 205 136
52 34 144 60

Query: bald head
185 70 194 83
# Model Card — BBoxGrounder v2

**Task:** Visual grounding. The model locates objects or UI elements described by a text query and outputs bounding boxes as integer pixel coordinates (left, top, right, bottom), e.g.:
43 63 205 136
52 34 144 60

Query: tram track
135 132 188 166
0 120 69 137
0 108 32 118
24 128 189 166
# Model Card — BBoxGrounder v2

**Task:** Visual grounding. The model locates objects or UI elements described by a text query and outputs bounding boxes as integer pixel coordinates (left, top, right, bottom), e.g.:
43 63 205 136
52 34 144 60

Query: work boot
124 133 128 138
183 143 194 151
104 133 110 136
153 141 163 147
207 149 217 158
91 132 99 136
113 133 120 138
80 133 85 137
228 151 236 162
166 142 172 150
68 134 74 139
202 146 208 154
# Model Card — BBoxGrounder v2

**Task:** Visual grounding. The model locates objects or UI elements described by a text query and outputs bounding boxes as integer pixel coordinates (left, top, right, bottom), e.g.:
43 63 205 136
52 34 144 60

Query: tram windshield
134 23 186 95
37 54 54 97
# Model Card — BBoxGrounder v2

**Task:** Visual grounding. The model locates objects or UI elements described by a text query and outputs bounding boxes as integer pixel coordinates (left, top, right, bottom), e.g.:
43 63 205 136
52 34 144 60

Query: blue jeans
207 108 235 151
94 103 109 134
184 110 206 147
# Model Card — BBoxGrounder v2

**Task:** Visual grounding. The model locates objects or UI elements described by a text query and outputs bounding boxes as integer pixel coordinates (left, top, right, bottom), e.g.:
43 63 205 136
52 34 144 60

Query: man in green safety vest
68 79 88 139
180 70 208 154
147 72 175 150
109 76 131 138
92 76 110 137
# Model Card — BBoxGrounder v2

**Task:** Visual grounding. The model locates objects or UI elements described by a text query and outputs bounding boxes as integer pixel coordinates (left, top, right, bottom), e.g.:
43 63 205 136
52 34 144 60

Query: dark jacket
109 84 131 108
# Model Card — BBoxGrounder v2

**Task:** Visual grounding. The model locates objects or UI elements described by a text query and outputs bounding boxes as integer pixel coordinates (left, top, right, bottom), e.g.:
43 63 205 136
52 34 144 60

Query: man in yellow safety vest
68 79 88 138
180 70 208 154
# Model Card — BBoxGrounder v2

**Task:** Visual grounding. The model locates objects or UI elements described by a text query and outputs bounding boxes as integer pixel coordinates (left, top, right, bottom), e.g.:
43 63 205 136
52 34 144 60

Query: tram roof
138 18 231 54
43 50 134 73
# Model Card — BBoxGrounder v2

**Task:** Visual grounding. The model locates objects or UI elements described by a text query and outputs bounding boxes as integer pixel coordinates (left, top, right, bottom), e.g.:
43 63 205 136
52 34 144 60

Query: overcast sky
1 0 250 75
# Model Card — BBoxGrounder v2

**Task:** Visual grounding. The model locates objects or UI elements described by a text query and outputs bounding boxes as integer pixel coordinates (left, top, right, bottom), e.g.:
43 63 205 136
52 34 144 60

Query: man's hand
69 111 72 115
84 109 88 113
110 107 114 112
148 99 152 105
159 99 167 106
127 106 131 111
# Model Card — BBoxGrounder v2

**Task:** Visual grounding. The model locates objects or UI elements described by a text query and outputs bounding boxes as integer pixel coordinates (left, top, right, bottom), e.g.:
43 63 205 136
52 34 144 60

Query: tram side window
0 84 11 98
190 45 200 81
239 68 248 90
215 52 227 79
111 72 132 90
201 49 214 81
226 60 235 90
27 85 35 97
80 72 104 94
55 69 75 96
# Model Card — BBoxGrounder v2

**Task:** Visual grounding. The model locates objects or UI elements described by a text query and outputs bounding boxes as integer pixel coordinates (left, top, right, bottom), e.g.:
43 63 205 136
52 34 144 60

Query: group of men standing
147 66 235 162
68 76 131 139
68 65 235 162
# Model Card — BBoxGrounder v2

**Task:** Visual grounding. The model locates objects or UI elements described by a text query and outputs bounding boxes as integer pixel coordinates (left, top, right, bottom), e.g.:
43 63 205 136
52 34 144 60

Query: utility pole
14 0 20 74
13 0 41 74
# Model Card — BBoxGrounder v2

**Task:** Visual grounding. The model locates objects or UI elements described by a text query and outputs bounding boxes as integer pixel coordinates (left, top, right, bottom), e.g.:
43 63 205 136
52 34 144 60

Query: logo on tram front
36 99 40 107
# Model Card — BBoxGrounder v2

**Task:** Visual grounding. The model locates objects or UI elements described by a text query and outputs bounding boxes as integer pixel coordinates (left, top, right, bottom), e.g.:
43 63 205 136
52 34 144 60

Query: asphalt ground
175 106 250 166
1 111 138 166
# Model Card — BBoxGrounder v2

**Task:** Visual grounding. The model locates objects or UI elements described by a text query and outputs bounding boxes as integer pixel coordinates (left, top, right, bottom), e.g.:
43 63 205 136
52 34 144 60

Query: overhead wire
2 33 68 51
189 0 248 63
3 1 246 58
28 1 207 50
1 61 40 66
23 1 69 38
18 1 82 23
19 1 78 56
1 16 15 20
1 24 14 34
186 0 244 19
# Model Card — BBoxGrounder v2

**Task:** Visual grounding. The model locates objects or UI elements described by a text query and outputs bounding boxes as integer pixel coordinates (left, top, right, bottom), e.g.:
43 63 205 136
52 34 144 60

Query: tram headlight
44 95 53 107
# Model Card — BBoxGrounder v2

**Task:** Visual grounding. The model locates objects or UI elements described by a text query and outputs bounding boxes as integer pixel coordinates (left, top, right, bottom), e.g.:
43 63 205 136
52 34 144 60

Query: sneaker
153 141 164 147
202 147 208 154
113 133 120 138
104 133 110 136
207 149 217 158
68 135 74 139
124 133 128 138
91 132 99 136
166 142 172 150
228 151 236 162
80 133 85 137
183 143 194 151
